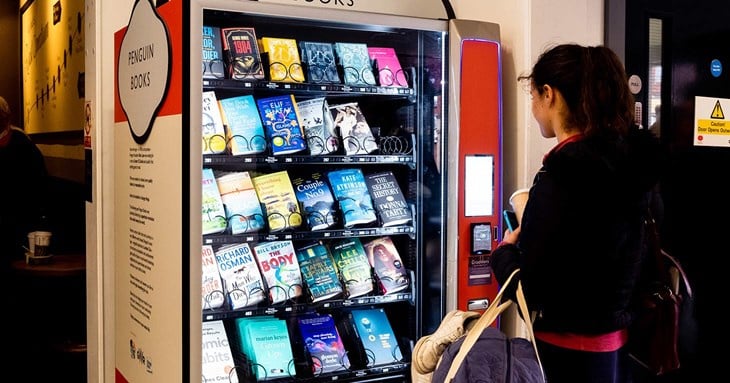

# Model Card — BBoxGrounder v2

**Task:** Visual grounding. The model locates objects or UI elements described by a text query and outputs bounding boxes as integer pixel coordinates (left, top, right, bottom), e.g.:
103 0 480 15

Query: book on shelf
327 168 377 228
214 243 267 310
202 25 225 80
329 237 374 298
251 170 303 232
215 171 266 235
256 94 307 156
202 168 227 235
291 171 337 231
297 312 350 374
202 320 239 383
201 245 226 310
329 102 378 155
295 241 343 303
202 91 227 155
364 170 412 227
220 27 265 80
218 95 267 155
299 41 340 84
367 46 407 87
296 97 339 155
235 316 295 380
362 236 410 295
349 308 403 366
260 37 306 83
252 240 303 304
333 42 377 86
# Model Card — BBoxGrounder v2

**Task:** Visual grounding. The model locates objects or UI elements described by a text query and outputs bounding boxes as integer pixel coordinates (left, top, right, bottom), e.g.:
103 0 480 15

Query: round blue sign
711 59 722 77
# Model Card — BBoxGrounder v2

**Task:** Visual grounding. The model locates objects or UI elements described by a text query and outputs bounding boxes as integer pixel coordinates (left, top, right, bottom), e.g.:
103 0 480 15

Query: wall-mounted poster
22 0 85 134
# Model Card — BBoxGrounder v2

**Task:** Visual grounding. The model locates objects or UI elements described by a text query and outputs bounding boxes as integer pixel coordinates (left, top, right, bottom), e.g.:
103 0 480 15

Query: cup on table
33 231 52 257
509 188 530 225
27 232 36 254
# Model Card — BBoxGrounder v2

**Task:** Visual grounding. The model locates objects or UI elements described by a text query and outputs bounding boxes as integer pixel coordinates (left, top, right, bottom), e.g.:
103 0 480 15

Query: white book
202 168 227 235
253 240 303 304
202 91 227 154
201 245 225 310
214 243 267 309
202 320 239 383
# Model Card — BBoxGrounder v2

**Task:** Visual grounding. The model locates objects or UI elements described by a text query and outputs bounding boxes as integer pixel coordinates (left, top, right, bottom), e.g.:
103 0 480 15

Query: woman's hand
501 226 521 246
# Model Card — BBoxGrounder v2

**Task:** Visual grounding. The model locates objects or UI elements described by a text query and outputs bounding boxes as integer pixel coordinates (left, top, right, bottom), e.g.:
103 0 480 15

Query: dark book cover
297 313 349 374
295 241 343 302
291 172 337 231
256 94 307 155
329 237 373 298
364 170 412 227
362 236 410 295
221 27 265 80
202 25 225 79
349 308 403 366
327 168 377 228
300 41 341 84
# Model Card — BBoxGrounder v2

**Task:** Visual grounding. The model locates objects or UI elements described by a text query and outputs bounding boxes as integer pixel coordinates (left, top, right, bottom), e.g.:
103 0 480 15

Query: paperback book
364 170 412 227
329 102 378 155
367 46 407 87
256 94 307 155
299 41 340 84
253 240 303 304
327 168 377 228
215 171 265 235
297 313 349 374
202 91 227 155
362 236 410 295
251 170 303 232
214 243 267 310
201 245 225 310
202 168 227 235
349 308 403 366
202 25 225 80
260 37 305 83
218 95 267 155
329 237 373 298
297 97 339 155
202 320 239 383
295 241 343 303
334 42 376 86
235 317 295 380
291 171 337 231
221 27 265 80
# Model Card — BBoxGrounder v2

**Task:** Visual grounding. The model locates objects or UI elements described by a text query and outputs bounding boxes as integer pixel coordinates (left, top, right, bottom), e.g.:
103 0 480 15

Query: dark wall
0 1 21 127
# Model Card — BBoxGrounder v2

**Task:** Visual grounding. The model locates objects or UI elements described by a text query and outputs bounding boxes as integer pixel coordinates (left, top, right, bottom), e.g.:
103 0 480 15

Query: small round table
11 253 86 277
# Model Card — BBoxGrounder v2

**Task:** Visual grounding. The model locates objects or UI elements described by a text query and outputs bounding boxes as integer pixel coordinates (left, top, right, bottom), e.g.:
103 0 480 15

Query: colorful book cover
202 245 226 310
221 27 265 80
260 37 305 83
291 172 337 231
329 237 374 298
329 102 378 155
253 240 303 304
297 97 339 155
218 95 267 155
364 170 412 227
214 243 267 310
327 168 377 228
251 170 303 232
299 41 340 84
236 317 295 380
334 42 376 86
295 241 343 302
362 236 410 295
367 47 407 87
202 91 227 155
202 25 225 80
202 320 239 383
202 168 228 235
215 171 266 235
256 95 307 156
297 313 349 374
350 308 403 366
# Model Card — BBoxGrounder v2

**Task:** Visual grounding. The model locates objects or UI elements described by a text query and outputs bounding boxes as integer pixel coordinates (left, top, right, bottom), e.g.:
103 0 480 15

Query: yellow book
252 171 303 232
260 37 305 83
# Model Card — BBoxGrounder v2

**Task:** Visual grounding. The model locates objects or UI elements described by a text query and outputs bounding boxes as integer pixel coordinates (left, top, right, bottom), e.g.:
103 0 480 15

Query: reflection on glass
648 18 663 138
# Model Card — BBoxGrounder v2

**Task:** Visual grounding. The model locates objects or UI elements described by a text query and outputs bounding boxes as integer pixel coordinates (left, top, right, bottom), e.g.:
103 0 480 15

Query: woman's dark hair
518 44 635 138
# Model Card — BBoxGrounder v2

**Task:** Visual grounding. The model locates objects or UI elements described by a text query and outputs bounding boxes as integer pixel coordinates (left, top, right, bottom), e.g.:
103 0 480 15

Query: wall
0 1 21 126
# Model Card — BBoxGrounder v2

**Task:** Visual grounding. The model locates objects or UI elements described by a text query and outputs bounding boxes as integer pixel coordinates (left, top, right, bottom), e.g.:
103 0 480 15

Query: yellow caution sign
711 100 725 119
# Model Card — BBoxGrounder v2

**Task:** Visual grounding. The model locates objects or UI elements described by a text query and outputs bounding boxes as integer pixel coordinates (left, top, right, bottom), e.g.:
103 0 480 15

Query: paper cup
509 188 530 224
33 231 52 257
27 232 37 254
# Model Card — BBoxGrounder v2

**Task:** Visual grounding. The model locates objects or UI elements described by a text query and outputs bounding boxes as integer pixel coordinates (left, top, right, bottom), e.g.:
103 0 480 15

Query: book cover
334 42 376 86
252 240 303 304
291 172 337 231
221 27 265 80
218 95 267 155
364 170 412 227
327 168 377 228
214 243 267 310
202 25 225 80
202 91 227 155
260 37 306 83
329 102 378 155
350 308 403 366
362 236 410 295
297 313 349 374
202 168 228 235
367 47 408 87
256 95 307 156
202 245 226 310
329 237 373 298
215 171 266 235
251 171 303 232
297 97 339 155
295 241 343 303
202 320 239 383
299 41 340 84
236 317 295 380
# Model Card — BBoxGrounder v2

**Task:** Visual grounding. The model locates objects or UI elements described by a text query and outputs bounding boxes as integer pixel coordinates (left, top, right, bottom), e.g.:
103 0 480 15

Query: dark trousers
536 339 631 383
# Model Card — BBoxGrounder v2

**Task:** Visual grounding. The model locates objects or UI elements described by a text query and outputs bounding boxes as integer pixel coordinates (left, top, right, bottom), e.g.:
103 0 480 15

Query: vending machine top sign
256 0 449 20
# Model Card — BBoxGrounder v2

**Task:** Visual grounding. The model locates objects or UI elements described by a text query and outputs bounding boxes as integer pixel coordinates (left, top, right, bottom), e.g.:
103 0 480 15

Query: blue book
291 172 337 231
219 95 267 155
300 41 340 84
334 42 376 86
327 168 377 228
350 308 403 367
297 313 349 374
295 242 343 302
202 25 225 80
256 94 307 155
235 317 295 380
215 171 265 234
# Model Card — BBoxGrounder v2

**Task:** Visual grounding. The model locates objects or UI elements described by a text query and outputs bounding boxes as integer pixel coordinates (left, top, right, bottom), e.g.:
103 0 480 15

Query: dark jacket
492 127 663 334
